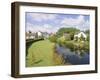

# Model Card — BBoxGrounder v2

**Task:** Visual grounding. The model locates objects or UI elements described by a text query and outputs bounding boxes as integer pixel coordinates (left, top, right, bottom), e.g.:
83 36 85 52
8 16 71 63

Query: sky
25 12 90 33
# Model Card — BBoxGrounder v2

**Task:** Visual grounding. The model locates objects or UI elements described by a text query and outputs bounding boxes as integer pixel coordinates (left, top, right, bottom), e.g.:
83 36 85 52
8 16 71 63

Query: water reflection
56 44 89 65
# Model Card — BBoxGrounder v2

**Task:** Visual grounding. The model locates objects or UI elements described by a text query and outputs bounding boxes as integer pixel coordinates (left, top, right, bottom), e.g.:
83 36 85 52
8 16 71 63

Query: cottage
74 32 87 41
63 32 71 40
42 32 49 39
35 31 43 39
26 31 36 40
26 30 50 40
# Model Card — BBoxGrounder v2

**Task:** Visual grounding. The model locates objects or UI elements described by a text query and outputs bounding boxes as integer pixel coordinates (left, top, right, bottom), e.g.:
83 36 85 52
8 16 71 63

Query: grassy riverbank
26 40 64 67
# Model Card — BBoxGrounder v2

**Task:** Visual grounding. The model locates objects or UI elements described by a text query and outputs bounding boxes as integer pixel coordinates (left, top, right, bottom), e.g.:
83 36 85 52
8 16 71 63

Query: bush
65 41 75 51
87 35 90 41
57 36 66 46
84 41 89 51
49 35 57 43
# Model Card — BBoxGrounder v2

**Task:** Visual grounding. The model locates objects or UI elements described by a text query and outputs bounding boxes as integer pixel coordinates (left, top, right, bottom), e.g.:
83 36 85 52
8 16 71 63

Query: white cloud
26 23 43 32
42 24 59 33
61 15 89 30
77 15 85 25
26 22 58 33
77 20 90 31
61 15 84 26
26 15 90 33
43 24 53 29
28 13 57 22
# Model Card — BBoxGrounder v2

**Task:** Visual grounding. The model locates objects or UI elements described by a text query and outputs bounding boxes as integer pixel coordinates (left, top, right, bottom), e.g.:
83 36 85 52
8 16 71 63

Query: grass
26 39 44 56
26 39 63 67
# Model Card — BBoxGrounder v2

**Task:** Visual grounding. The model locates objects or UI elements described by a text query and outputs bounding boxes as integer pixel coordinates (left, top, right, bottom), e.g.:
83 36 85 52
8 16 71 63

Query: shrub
65 41 74 50
57 36 66 46
49 35 57 43
87 35 90 41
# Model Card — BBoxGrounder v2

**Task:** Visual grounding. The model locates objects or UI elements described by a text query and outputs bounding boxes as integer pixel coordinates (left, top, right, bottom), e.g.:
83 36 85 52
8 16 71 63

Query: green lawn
26 40 63 67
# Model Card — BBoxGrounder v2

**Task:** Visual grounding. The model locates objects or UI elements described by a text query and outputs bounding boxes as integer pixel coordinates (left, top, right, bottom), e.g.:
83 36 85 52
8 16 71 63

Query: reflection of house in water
74 32 87 41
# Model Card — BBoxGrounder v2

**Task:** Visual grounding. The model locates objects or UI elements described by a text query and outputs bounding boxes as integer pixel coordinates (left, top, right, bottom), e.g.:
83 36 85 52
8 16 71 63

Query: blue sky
26 12 90 33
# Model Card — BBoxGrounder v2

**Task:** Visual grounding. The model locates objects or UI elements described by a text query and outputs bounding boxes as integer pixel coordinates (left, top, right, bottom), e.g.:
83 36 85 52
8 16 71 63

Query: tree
85 30 90 34
49 34 57 43
80 34 85 41
57 36 66 46
85 29 90 41
87 34 90 41
57 27 80 40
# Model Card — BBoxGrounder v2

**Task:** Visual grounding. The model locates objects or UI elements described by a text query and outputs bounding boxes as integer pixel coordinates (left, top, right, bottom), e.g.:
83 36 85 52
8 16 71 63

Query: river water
56 44 89 65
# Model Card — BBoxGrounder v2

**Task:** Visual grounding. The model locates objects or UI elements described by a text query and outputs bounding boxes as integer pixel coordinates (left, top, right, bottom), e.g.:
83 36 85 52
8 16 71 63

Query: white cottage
35 31 43 38
37 31 42 37
74 32 87 41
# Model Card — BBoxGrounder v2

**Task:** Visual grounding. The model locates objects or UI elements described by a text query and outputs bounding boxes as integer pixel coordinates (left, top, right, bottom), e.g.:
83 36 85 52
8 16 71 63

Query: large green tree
57 27 80 40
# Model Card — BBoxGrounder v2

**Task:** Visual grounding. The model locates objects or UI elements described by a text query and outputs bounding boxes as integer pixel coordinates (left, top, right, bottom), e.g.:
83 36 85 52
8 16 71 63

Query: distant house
36 31 43 38
74 32 87 41
26 31 35 39
49 32 57 37
42 32 49 39
63 32 71 40
63 32 70 37
26 31 50 40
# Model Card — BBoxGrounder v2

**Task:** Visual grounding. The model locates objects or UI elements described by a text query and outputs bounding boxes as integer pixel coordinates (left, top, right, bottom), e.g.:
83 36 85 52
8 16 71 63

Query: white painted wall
0 0 99 80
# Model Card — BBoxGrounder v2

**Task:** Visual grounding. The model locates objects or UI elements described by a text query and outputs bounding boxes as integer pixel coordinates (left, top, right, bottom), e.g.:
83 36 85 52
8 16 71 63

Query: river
56 44 89 65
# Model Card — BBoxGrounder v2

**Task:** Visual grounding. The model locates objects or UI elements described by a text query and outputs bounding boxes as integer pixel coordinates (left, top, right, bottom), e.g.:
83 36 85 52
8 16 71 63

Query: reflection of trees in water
59 42 89 57
70 45 89 57
56 44 89 65
75 50 87 57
